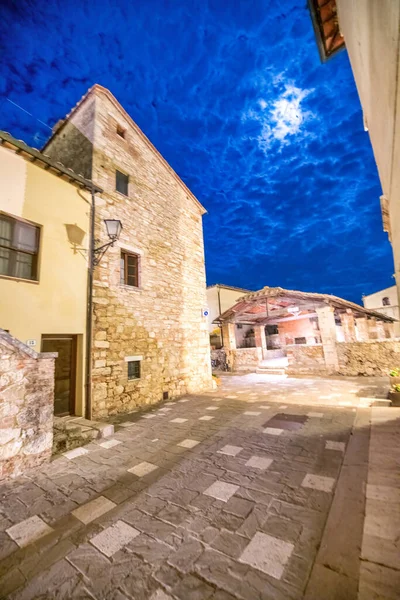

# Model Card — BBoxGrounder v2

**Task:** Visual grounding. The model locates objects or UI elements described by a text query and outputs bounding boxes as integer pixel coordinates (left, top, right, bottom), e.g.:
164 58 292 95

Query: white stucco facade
206 284 252 333
336 0 400 316
362 285 400 335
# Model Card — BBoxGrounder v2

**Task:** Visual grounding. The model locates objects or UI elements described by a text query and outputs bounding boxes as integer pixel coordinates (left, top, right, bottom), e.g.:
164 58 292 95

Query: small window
0 213 40 281
295 337 307 345
163 391 169 400
120 251 139 287
237 324 243 329
116 170 129 196
127 360 140 380
116 124 126 139
382 297 390 306
266 325 279 335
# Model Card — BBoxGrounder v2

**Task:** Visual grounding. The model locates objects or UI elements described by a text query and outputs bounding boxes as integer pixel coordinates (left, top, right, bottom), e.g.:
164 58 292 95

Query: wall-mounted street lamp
93 219 123 266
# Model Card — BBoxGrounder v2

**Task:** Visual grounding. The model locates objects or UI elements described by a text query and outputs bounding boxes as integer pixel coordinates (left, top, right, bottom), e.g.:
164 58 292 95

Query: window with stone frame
127 360 140 380
116 169 129 196
0 213 40 281
120 251 139 287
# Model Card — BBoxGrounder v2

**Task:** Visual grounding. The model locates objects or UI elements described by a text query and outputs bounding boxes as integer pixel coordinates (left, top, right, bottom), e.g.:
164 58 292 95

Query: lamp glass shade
104 219 122 240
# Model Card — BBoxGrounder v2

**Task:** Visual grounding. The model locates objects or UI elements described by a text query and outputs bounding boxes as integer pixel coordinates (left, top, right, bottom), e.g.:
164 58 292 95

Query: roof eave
207 283 254 294
307 0 346 63
217 286 396 323
0 130 102 193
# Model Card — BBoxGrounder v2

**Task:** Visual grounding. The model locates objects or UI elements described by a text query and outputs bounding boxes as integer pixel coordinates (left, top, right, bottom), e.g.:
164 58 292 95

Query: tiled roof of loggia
215 286 395 324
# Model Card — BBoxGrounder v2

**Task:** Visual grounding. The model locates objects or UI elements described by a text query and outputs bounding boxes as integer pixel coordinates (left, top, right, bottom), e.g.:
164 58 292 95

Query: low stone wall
0 330 56 480
226 348 262 372
287 340 400 377
337 340 400 376
287 344 327 375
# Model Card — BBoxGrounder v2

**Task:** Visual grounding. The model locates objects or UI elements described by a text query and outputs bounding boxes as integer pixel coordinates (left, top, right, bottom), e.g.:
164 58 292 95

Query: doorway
265 324 281 349
41 334 77 416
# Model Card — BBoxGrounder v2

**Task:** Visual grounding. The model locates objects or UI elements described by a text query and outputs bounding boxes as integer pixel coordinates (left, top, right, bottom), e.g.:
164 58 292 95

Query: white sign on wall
26 339 37 347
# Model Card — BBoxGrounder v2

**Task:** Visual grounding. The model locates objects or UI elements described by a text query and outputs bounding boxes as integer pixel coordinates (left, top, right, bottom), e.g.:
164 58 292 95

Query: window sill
0 274 39 285
123 378 142 387
115 190 130 199
119 284 142 293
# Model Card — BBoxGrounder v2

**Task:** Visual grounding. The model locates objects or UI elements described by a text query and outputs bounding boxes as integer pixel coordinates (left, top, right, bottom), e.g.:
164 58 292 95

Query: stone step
370 398 391 407
53 416 114 455
263 349 285 359
357 397 391 408
256 367 287 375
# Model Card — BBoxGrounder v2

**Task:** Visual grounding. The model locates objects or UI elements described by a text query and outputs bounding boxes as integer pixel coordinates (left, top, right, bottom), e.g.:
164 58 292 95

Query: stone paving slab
90 520 140 557
0 375 397 599
5 516 53 549
72 495 117 524
239 531 294 579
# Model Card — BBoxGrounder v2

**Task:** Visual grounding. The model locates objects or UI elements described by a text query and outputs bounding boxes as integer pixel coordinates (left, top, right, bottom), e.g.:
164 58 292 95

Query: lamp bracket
92 240 116 266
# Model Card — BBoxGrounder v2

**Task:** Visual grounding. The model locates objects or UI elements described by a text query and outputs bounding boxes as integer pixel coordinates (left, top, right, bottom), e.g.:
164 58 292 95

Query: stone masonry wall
45 87 212 417
337 340 400 376
0 330 55 480
227 348 263 371
286 345 327 375
44 96 95 179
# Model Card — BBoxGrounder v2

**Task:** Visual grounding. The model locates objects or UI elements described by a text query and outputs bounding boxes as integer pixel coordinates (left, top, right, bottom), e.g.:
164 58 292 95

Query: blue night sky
0 0 394 303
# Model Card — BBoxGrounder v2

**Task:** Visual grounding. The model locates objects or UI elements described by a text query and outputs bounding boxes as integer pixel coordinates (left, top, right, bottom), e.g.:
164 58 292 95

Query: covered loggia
215 287 396 375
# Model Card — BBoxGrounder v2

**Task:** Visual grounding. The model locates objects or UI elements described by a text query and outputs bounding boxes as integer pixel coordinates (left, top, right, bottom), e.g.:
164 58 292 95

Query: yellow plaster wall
0 147 90 415
0 147 27 216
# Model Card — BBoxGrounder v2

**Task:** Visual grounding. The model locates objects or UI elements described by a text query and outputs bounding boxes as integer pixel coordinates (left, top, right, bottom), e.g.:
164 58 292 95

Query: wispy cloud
268 84 313 141
242 82 315 152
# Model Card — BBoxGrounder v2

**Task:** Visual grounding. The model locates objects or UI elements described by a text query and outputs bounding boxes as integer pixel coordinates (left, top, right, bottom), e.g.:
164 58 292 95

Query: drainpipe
85 187 96 420
218 286 224 348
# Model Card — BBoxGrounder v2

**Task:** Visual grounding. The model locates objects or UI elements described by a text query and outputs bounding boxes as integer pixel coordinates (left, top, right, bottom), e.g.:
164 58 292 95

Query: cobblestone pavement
1 375 399 600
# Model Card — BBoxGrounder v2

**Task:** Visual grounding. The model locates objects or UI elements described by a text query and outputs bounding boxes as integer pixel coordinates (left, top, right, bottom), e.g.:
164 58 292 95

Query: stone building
43 84 212 418
217 286 398 376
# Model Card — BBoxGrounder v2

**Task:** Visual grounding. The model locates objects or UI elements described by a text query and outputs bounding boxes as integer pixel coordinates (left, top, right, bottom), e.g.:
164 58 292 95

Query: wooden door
41 335 77 416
